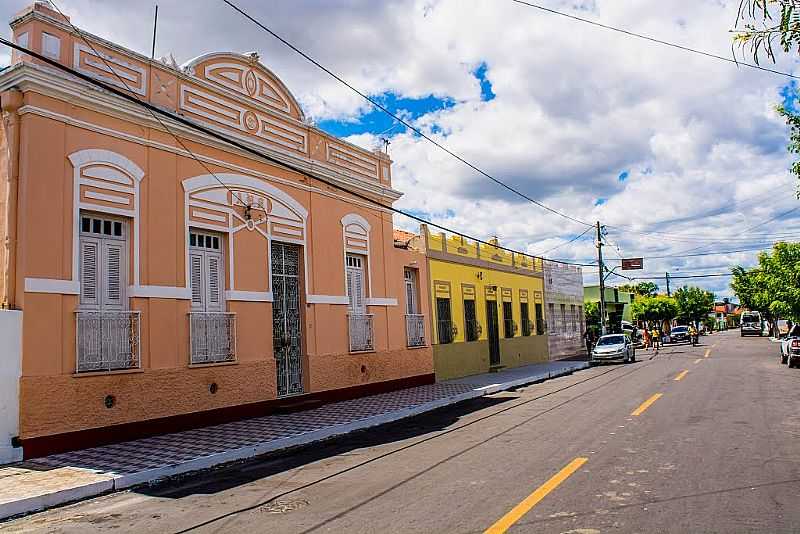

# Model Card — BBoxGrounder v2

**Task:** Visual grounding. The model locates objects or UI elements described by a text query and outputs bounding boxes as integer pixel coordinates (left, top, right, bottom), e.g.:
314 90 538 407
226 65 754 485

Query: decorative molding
306 294 349 305
73 42 147 97
24 278 80 295
365 297 398 306
129 285 192 299
226 290 273 302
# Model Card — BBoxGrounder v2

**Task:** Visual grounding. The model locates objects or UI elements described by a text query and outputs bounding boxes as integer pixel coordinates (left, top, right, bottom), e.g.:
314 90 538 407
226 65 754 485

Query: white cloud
2 0 798 299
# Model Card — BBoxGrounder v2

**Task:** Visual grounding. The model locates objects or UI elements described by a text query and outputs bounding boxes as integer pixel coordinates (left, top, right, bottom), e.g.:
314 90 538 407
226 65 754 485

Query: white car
780 325 800 367
591 334 635 364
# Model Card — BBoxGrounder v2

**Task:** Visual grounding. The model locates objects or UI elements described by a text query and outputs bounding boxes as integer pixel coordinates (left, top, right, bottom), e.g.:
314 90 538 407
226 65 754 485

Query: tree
617 281 659 297
732 1 800 197
674 286 716 326
630 295 679 330
732 1 800 65
584 301 600 328
731 242 800 333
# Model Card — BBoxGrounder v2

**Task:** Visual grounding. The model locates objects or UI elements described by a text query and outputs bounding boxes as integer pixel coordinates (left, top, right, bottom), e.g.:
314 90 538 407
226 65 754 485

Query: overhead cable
0 37 589 267
510 0 800 80
220 0 594 228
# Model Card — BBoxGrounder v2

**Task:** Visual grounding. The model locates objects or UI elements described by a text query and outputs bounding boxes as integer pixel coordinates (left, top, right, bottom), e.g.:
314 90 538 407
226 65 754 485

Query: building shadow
135 394 514 500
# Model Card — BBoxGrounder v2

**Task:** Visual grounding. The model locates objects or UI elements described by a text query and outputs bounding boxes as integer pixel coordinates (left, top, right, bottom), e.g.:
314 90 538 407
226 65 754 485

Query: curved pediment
182 52 305 122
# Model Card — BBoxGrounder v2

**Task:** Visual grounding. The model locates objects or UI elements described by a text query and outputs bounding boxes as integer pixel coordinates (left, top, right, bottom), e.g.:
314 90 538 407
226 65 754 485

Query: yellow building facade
409 225 549 380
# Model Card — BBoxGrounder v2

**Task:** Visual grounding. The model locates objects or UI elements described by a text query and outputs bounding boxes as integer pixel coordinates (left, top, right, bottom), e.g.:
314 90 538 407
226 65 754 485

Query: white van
740 311 762 337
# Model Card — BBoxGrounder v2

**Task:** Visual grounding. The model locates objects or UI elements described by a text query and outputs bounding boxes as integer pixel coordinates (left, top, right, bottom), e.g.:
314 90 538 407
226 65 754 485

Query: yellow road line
674 370 689 381
694 358 702 364
484 457 588 534
704 349 711 358
631 393 663 416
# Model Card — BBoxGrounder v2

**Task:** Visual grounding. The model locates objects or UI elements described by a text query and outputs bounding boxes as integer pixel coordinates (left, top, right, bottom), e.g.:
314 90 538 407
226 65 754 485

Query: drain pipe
2 90 22 310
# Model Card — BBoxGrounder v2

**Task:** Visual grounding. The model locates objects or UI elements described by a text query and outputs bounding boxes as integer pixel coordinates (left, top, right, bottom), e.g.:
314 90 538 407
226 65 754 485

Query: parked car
591 334 635 364
780 325 800 366
741 311 763 337
668 325 690 344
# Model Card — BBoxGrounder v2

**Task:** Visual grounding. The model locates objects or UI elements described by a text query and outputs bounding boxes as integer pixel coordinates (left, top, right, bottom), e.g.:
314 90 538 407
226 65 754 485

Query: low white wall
0 310 22 464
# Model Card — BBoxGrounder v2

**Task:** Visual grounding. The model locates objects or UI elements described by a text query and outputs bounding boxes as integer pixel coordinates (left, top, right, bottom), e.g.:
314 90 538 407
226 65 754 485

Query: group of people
584 323 700 354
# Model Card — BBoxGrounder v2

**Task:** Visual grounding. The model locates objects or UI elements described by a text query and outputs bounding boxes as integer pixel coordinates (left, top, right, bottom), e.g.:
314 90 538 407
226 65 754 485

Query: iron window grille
405 314 426 347
76 311 141 372
189 312 237 364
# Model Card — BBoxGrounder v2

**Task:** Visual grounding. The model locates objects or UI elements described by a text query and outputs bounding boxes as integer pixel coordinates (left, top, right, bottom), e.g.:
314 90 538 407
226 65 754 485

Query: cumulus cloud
2 0 799 298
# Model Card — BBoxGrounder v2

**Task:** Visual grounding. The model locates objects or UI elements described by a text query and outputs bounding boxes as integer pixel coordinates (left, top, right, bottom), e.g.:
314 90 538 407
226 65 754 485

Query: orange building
0 3 432 459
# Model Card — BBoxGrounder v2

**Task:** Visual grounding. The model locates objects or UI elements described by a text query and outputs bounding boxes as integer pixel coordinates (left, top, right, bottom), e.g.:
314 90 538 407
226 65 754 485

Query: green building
584 285 636 331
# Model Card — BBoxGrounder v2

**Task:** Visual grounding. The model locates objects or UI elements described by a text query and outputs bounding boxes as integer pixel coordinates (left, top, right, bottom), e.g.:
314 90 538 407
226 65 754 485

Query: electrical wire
534 226 593 255
0 36 590 268
220 0 594 229
510 0 800 80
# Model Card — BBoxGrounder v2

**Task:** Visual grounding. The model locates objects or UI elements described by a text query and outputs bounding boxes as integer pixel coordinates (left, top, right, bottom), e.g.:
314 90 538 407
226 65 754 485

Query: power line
220 0 594 228
0 37 589 268
510 0 800 80
535 226 593 255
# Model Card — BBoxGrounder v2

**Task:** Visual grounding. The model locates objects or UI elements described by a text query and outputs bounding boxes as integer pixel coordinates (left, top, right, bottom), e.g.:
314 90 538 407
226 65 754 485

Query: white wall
0 310 22 464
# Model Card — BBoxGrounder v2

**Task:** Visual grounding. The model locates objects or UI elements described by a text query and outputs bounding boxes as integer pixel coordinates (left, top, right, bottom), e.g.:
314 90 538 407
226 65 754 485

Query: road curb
1 362 588 520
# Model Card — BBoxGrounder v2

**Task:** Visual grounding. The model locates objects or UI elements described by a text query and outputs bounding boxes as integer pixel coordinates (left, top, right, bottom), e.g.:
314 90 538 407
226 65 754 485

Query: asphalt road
3 330 799 533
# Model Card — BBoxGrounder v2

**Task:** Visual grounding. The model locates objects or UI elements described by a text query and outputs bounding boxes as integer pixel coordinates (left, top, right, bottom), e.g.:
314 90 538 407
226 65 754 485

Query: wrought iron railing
465 319 482 342
348 313 374 352
76 311 141 373
189 312 237 364
405 314 426 347
437 319 457 344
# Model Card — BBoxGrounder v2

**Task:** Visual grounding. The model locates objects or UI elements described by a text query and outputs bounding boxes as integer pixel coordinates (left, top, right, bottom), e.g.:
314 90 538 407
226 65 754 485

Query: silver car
591 334 635 364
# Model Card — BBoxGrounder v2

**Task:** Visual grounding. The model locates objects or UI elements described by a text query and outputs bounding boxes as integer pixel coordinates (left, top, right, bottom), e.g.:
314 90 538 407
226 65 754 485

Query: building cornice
427 250 545 279
9 9 393 166
16 103 396 215
0 63 403 203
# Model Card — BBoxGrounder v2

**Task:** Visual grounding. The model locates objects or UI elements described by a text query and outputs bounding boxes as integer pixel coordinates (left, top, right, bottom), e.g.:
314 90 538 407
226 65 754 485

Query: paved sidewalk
0 359 587 521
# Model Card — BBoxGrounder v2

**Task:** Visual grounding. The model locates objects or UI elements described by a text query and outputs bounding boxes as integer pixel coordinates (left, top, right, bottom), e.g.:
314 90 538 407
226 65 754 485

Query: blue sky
316 62 494 138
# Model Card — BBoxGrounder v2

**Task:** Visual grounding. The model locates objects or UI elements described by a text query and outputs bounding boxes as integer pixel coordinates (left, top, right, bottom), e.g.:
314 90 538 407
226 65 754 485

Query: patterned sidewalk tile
25 382 481 477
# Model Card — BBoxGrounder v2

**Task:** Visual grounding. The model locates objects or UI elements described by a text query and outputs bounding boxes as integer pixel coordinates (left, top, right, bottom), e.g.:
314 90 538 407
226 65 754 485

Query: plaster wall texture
4 6 433 442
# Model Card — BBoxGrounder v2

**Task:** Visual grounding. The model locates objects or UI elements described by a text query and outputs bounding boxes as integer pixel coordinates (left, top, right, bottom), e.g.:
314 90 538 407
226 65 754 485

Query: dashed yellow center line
704 349 711 358
674 370 689 381
484 457 588 534
694 358 703 364
631 393 663 416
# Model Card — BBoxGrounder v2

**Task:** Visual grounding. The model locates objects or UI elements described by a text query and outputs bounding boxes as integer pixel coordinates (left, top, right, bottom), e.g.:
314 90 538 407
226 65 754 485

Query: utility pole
596 221 606 335
665 272 671 297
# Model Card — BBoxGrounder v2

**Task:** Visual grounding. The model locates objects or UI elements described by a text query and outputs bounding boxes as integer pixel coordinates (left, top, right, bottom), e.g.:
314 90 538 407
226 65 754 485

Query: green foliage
702 315 717 331
630 295 679 324
776 105 800 198
584 301 600 327
733 0 800 64
674 286 716 324
616 281 659 296
731 242 800 321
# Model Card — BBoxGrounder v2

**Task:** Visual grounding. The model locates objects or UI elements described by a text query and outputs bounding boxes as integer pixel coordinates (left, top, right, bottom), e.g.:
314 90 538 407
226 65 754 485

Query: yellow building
406 225 549 380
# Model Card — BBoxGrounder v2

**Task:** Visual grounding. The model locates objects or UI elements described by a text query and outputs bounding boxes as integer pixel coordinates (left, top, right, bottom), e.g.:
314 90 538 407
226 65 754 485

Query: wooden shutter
80 238 99 309
102 241 125 309
206 253 223 312
346 263 365 314
190 253 204 311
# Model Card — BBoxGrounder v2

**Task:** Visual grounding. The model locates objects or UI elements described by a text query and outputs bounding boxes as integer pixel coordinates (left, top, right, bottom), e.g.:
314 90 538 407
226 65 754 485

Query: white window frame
346 253 366 314
189 230 226 313
341 214 372 302
78 213 129 311
404 268 418 315
42 32 61 60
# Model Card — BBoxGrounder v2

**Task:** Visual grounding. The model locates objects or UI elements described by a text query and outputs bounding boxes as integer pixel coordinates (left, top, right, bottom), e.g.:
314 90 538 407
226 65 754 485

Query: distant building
584 285 636 332
406 226 550 380
544 261 585 359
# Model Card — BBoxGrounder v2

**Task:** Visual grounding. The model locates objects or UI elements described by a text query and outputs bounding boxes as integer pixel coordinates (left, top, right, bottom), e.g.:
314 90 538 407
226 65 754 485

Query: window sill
188 360 239 368
406 344 429 349
72 368 144 378
348 349 377 355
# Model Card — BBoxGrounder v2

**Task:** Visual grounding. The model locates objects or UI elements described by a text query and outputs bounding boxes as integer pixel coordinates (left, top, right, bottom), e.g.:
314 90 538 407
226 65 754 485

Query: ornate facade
0 2 432 459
